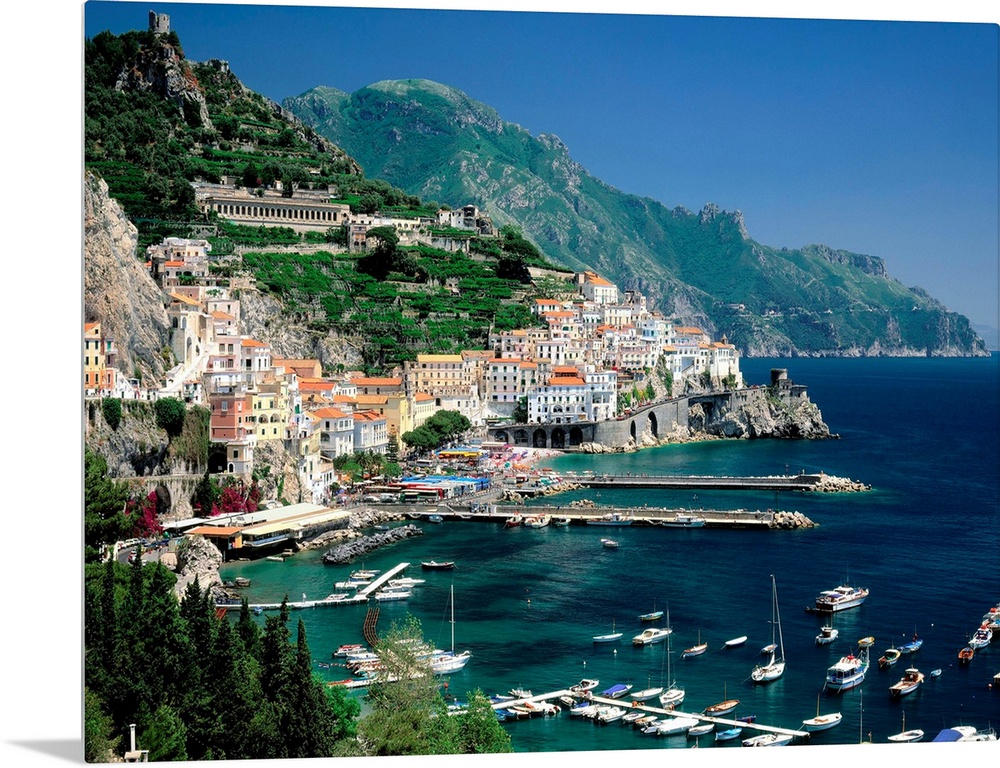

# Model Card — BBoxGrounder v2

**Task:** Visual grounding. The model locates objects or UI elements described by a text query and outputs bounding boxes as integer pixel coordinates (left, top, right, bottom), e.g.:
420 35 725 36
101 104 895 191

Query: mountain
284 79 988 358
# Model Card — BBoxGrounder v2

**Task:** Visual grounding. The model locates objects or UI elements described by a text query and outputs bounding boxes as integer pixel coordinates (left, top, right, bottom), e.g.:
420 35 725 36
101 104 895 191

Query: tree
84 449 132 561
455 690 513 753
154 396 186 438
143 704 188 762
84 687 120 763
101 397 122 430
511 396 528 424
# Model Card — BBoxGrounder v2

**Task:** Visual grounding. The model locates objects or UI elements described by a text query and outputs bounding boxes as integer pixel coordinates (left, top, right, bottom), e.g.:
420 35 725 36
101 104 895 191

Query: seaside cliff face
691 389 832 440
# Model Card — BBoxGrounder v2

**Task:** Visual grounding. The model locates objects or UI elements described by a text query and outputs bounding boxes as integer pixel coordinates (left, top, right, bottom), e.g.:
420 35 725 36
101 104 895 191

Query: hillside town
84 203 743 506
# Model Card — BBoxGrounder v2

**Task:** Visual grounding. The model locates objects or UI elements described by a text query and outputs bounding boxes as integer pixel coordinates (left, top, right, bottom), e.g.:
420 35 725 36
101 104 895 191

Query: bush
154 397 187 438
101 398 121 430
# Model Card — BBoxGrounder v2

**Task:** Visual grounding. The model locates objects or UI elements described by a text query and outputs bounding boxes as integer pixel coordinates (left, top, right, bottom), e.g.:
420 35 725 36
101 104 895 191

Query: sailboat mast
775 575 785 660
450 583 455 653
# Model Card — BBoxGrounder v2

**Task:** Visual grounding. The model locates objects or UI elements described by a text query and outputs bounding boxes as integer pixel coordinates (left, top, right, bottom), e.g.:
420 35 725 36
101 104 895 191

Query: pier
491 689 810 741
557 472 825 492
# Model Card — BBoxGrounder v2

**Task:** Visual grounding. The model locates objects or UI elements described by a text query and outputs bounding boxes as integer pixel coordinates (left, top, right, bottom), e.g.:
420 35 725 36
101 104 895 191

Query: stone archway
533 428 548 448
551 428 565 449
630 420 637 442
648 411 659 437
495 430 509 444
514 429 529 446
152 483 172 517
569 426 584 446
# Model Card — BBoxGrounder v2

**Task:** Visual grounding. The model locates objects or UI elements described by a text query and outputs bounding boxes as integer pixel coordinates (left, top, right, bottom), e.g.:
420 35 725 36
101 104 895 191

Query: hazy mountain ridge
284 79 987 357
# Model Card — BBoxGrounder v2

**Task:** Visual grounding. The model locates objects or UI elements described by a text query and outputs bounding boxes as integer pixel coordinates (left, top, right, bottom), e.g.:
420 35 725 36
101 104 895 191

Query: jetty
551 472 830 492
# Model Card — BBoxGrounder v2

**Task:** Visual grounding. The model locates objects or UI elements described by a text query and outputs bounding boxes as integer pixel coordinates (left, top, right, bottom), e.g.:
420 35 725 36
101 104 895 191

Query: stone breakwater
770 511 818 529
321 524 424 565
808 474 872 492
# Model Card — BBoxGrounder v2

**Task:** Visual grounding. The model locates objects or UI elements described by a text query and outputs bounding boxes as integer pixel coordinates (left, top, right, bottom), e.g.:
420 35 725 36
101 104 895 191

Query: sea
219 355 1000 759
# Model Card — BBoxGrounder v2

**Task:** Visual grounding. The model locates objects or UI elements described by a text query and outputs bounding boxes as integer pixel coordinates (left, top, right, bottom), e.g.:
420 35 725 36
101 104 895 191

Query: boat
586 512 633 526
816 618 839 645
421 560 455 570
630 675 665 702
659 512 707 528
858 635 876 648
600 683 633 699
633 714 658 729
703 683 739 717
715 727 743 742
887 711 924 743
621 711 645 725
682 630 708 658
570 678 600 693
824 648 869 692
252 606 263 615
968 624 993 650
658 611 686 708
687 723 715 737
432 584 471 675
509 687 532 699
760 643 777 655
802 697 843 732
266 555 284 562
600 538 619 549
569 702 597 717
742 732 793 747
633 627 671 646
553 517 571 526
723 635 748 649
930 668 942 677
931 725 998 742
334 579 371 589
889 667 924 697
879 646 901 669
814 583 869 612
523 514 550 529
334 643 366 658
639 600 664 622
426 514 444 524
593 619 623 644
596 706 627 724
957 645 975 663
351 568 380 579
751 574 786 684
655 716 700 736
503 515 522 528
898 633 923 653
374 590 411 601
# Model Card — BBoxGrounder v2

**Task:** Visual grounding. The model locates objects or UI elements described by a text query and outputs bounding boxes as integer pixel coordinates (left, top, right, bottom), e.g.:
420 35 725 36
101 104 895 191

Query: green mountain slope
285 79 987 357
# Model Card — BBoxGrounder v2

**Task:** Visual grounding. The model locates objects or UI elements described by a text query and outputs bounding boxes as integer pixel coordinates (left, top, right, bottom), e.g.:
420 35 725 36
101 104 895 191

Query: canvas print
80 1 998 763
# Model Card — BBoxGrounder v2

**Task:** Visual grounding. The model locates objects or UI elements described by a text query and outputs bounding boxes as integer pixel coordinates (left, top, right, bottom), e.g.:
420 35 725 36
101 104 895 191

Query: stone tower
149 11 170 35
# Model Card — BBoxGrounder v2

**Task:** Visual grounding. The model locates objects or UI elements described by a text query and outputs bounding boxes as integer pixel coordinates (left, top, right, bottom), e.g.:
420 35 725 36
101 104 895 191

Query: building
83 322 118 395
193 183 352 234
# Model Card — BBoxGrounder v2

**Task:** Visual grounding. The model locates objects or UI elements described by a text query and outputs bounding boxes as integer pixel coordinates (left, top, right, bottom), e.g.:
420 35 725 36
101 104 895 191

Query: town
85 196 744 509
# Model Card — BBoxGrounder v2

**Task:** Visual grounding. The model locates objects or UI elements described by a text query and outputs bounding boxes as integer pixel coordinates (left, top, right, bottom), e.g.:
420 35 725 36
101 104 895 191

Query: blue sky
81 1 999 330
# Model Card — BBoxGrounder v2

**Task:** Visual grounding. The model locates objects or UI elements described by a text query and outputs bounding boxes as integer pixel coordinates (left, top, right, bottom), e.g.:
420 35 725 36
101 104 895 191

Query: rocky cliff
690 390 833 440
84 172 170 385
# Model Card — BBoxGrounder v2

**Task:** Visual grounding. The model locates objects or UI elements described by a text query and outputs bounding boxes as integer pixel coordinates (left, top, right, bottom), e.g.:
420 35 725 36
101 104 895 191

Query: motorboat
857 636 876 648
586 512 633 526
957 645 975 663
878 647 901 669
593 620 623 644
523 514 550 528
659 512 706 528
967 624 993 650
887 712 923 743
374 590 411 601
930 668 942 677
898 634 923 654
742 733 793 747
715 727 743 742
682 630 708 658
724 635 748 649
600 683 633 699
508 687 532 699
751 574 786 684
569 678 600 693
333 643 366 657
600 538 619 549
931 725 998 742
889 667 924 697
421 560 455 570
824 649 869 692
569 702 597 717
426 514 444 524
633 715 658 729
596 706 627 724
553 517 572 526
621 711 645 725
503 515 522 528
814 583 869 612
816 623 839 645
633 627 671 646
655 716 700 736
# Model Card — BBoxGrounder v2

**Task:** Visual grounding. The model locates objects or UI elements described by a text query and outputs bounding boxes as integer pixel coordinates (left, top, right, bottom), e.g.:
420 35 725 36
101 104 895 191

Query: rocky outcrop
173 535 230 602
809 474 872 493
84 172 171 385
692 390 833 440
321 525 424 564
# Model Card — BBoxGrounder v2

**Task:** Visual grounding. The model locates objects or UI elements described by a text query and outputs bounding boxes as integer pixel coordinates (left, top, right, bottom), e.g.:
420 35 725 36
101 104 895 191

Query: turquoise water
221 355 1000 752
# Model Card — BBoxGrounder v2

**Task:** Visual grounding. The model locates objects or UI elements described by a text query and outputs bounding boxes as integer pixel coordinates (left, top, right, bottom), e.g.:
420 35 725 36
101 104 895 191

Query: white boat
523 514 550 528
596 706 627 724
816 615 839 644
824 648 869 692
655 716 700 736
968 624 993 650
509 687 532 699
266 555 284 562
569 678 600 693
659 512 706 528
387 577 425 588
374 590 411 601
593 620 623 644
658 611 686 708
633 627 671 646
742 733 793 747
569 702 597 717
687 723 714 737
802 693 842 732
586 512 633 526
600 683 633 699
426 514 444 524
887 712 924 743
703 683 739 717
814 583 869 612
633 715 658 729
432 584 471 674
553 517 572 526
889 667 924 697
751 574 785 683
600 538 619 549
723 635 748 649
621 711 645 726
630 677 665 702
857 635 876 648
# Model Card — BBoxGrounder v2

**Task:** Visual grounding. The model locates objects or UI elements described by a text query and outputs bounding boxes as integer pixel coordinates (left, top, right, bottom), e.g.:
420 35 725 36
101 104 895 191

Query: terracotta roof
187 525 242 536
242 338 268 348
333 394 357 404
490 358 523 365
585 275 614 287
353 411 385 422
355 394 389 405
84 322 99 333
164 260 185 267
299 379 336 392
520 362 538 369
543 311 576 319
352 377 402 387
548 376 586 386
414 393 435 402
416 354 463 362
169 293 200 306
553 366 580 374
313 407 350 419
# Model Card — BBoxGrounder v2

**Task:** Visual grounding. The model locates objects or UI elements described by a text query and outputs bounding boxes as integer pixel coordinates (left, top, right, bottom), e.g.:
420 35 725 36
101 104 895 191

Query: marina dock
568 472 826 492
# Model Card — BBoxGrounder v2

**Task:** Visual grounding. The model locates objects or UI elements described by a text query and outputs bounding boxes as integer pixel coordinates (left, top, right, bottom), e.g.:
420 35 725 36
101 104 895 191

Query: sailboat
658 609 685 708
751 574 785 683
887 711 924 743
703 682 739 717
801 692 843 732
431 584 471 674
639 599 664 622
593 619 623 643
682 629 708 658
